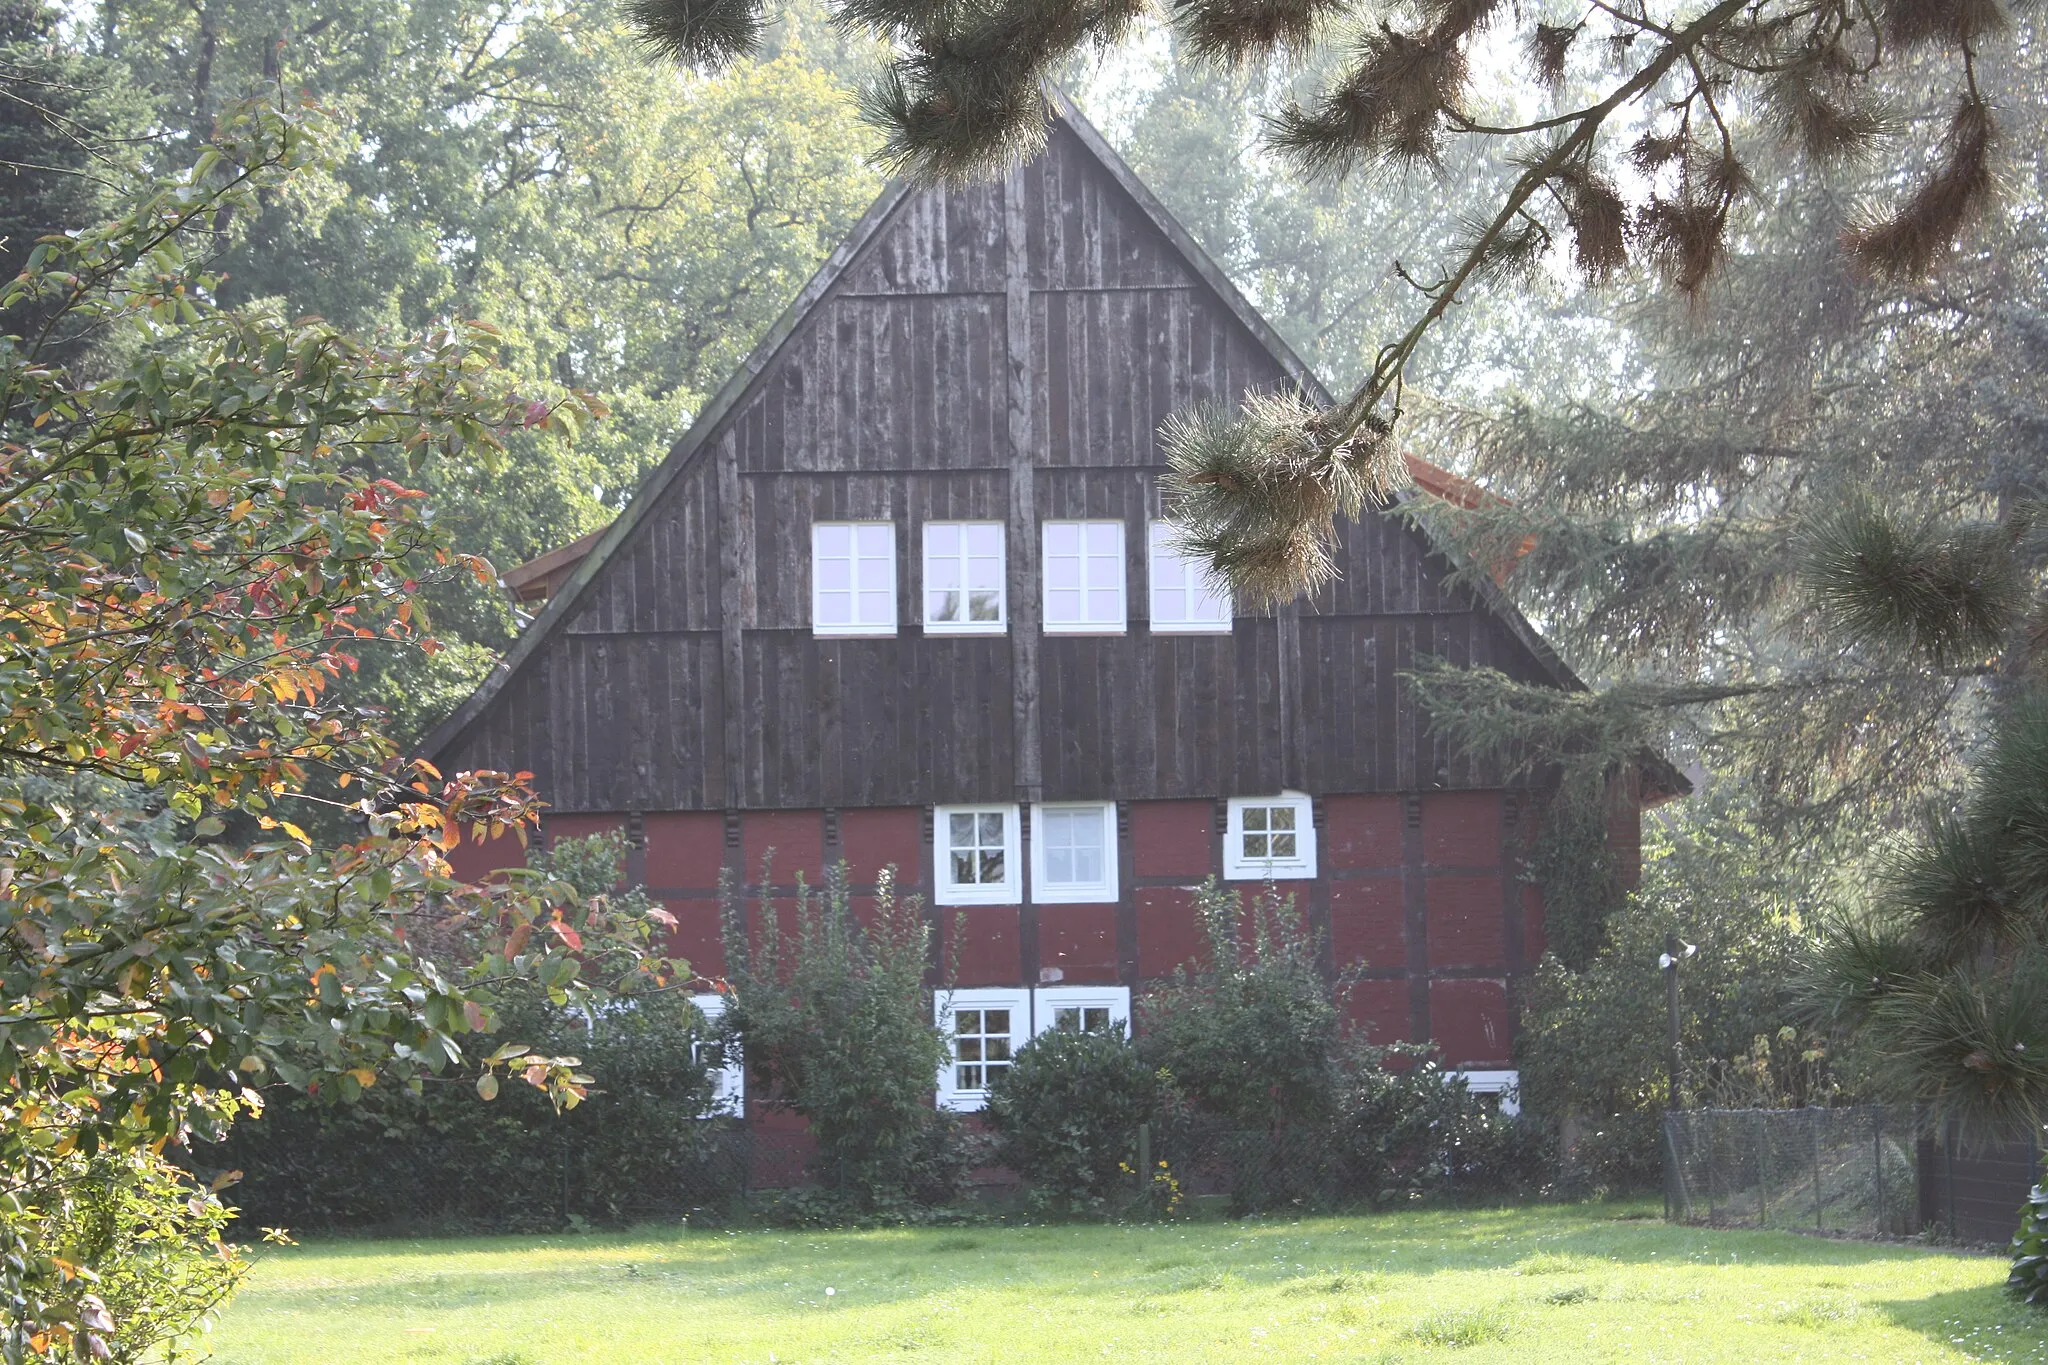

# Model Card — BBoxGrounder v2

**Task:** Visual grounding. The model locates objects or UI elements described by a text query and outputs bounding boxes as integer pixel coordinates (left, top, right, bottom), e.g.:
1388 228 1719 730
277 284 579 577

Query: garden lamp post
1658 934 1697 1110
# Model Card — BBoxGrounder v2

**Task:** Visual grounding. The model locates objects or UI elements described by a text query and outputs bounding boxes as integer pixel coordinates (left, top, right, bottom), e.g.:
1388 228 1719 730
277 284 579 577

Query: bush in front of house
1138 878 1346 1130
2013 1153 2048 1307
985 1023 1163 1213
717 858 955 1214
205 834 727 1232
1332 1043 1547 1206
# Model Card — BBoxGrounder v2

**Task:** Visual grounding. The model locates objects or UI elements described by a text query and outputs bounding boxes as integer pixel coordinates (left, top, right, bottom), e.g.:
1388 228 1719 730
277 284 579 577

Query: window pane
1047 588 1082 620
927 523 960 557
1245 833 1268 858
968 590 1001 621
1244 807 1268 831
949 813 976 846
1084 1007 1109 1031
1272 833 1297 858
986 1037 1011 1062
1046 555 1081 590
854 524 892 557
958 1037 982 1061
985 1009 1009 1032
966 555 1002 590
1046 523 1080 556
858 588 891 623
815 525 850 557
966 524 1001 556
1087 587 1119 621
951 850 977 884
929 588 961 621
1055 1007 1079 1030
1271 806 1296 830
817 592 851 625
977 850 1004 883
977 812 1004 843
817 557 852 590
1084 523 1119 554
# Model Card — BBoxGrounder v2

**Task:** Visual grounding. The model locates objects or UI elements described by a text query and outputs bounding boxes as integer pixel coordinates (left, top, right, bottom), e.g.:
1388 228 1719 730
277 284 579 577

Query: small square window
937 988 1030 1110
1224 793 1317 880
924 521 1006 633
813 522 896 636
1029 802 1117 903
935 804 1021 905
1148 521 1231 633
1043 520 1126 633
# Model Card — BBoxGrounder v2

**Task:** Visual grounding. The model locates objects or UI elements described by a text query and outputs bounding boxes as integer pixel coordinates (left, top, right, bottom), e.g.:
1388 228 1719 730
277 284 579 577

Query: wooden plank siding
434 117 1566 817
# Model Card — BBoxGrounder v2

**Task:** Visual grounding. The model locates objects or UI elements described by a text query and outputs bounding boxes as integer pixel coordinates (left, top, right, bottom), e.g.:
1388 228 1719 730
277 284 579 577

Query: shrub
2014 1152 2048 1308
207 834 724 1232
986 1024 1161 1211
718 859 951 1209
1139 878 1344 1129
1331 1043 1546 1206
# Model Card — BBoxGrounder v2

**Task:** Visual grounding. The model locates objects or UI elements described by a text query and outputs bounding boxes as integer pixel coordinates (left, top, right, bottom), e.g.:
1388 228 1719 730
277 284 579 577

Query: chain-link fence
1662 1107 1920 1238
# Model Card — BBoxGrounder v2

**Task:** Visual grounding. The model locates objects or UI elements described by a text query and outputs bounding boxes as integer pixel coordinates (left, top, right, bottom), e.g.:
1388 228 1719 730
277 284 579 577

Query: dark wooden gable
425 105 1573 815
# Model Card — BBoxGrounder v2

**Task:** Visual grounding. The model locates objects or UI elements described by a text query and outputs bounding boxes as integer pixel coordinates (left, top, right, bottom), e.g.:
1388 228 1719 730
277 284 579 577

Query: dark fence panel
1663 1107 1920 1238
1919 1123 2044 1245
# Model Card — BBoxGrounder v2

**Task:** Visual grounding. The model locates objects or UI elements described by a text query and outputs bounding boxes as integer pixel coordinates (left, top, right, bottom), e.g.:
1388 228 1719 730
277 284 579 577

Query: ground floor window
1033 985 1131 1037
1452 1069 1520 1117
690 992 745 1117
935 987 1030 1111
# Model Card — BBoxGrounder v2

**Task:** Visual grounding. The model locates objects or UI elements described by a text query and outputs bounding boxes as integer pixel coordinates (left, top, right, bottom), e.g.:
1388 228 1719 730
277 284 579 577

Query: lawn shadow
1876 1284 2046 1363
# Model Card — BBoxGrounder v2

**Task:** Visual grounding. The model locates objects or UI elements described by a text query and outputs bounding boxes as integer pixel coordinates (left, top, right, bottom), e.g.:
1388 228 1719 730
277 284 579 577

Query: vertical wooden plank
1005 165 1043 804
718 437 746 814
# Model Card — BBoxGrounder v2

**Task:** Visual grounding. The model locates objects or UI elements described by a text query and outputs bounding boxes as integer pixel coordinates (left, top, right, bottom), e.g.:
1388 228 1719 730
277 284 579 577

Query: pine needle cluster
1158 388 1398 603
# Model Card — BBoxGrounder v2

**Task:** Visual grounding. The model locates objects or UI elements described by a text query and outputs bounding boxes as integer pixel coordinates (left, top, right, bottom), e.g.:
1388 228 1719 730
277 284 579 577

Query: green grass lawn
204 1203 2039 1364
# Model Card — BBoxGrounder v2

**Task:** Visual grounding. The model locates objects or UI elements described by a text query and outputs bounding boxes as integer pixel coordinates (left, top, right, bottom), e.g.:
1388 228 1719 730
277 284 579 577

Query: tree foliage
0 100 682 1360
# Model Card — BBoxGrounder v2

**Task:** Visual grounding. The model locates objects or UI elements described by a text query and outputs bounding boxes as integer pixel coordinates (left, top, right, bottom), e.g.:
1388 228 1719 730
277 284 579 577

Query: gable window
935 804 1021 905
1033 985 1130 1037
935 988 1029 1111
923 521 1006 633
1029 802 1117 904
1148 520 1232 633
1042 520 1126 633
812 521 896 636
1224 792 1317 880
689 992 745 1117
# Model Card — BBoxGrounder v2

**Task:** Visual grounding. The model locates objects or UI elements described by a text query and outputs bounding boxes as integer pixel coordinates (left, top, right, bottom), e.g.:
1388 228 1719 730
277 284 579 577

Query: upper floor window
1042 520 1125 634
1224 792 1317 880
812 521 896 636
1148 520 1232 633
1029 801 1117 904
935 803 1021 905
923 521 1006 633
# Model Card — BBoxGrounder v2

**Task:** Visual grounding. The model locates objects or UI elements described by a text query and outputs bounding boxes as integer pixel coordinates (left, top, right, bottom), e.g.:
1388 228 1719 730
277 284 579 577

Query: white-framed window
1042 520 1126 633
923 521 1006 633
1223 792 1317 880
689 992 745 1117
812 521 896 636
1032 985 1131 1037
1453 1069 1521 1118
1029 802 1117 904
1148 520 1232 633
935 987 1030 1111
934 804 1021 905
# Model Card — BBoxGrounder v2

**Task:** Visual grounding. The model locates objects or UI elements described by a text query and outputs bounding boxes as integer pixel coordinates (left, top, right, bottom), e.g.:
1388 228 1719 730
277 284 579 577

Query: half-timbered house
423 97 1659 1117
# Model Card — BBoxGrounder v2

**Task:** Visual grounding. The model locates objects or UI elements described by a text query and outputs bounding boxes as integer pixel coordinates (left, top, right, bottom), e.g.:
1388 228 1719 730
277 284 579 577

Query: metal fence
1662 1107 1920 1238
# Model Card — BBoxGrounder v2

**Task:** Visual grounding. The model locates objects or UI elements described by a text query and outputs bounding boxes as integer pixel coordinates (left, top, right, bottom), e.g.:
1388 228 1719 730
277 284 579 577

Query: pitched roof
421 91 1588 766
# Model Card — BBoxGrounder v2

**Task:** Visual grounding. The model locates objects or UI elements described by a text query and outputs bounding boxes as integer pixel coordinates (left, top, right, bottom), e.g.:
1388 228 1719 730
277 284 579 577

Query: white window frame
921 521 1007 634
935 987 1031 1112
934 803 1022 905
1041 519 1127 635
811 521 897 637
1028 801 1118 904
1223 792 1318 881
1032 985 1131 1038
689 992 745 1117
1147 520 1232 634
1453 1069 1521 1118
